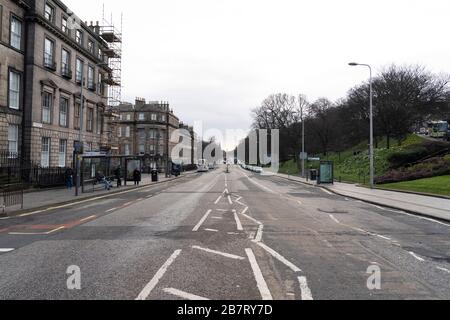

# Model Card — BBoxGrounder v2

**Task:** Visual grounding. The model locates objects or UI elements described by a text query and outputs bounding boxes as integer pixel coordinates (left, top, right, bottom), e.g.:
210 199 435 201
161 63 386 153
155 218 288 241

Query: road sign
299 152 308 160
308 157 321 161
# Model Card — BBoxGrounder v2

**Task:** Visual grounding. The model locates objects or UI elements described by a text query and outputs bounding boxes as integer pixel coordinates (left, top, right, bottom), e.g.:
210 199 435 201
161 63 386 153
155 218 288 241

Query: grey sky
66 0 450 150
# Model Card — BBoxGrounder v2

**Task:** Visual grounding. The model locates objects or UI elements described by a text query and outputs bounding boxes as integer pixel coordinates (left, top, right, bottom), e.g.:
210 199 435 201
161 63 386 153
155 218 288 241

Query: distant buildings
115 98 195 172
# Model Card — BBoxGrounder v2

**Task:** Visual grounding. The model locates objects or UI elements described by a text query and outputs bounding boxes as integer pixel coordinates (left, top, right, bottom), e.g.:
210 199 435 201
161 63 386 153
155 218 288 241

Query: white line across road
233 210 243 231
192 246 245 260
255 224 264 242
214 195 222 204
136 249 182 300
298 276 314 300
0 248 15 253
245 248 273 300
256 242 302 273
437 267 450 274
205 228 219 233
192 210 212 232
163 288 209 301
228 195 233 205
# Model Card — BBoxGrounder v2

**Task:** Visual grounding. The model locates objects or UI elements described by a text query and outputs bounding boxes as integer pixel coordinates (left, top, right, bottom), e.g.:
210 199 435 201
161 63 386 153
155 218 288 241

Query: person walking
133 168 141 186
115 166 122 188
64 167 74 190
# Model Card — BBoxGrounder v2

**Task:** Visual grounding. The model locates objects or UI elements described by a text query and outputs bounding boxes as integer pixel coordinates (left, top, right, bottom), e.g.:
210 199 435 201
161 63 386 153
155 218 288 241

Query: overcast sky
66 0 450 150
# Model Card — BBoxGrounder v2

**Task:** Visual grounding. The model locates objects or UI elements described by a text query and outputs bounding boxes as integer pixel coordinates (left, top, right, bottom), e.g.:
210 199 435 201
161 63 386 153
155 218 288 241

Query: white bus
197 159 209 172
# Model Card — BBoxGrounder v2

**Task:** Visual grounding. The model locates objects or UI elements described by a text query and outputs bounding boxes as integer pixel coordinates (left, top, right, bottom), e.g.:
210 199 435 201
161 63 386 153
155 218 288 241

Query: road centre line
193 210 212 232
163 288 209 301
245 248 273 300
136 249 182 300
192 246 245 260
298 277 314 300
79 215 97 222
233 210 243 231
105 207 118 213
256 242 302 273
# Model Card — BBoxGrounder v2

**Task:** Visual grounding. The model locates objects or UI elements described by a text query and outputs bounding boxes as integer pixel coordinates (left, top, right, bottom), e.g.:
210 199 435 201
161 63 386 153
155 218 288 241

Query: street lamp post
348 62 374 189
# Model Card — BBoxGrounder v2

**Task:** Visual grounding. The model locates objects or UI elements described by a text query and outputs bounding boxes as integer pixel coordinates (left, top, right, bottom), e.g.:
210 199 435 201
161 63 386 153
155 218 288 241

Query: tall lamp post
348 62 374 189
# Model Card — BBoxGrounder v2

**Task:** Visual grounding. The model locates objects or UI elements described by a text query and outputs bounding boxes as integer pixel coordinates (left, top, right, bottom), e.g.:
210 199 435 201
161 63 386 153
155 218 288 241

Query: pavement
0 165 449 300
275 172 450 222
1 172 193 217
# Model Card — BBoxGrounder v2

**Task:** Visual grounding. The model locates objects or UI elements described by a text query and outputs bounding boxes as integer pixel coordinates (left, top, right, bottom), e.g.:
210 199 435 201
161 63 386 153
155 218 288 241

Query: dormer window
44 3 55 22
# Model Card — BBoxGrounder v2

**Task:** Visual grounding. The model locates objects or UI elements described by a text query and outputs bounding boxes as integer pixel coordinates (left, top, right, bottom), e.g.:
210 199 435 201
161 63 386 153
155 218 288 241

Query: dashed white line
240 212 261 226
255 224 264 242
163 288 209 301
437 267 450 274
409 252 425 262
233 210 243 231
245 248 273 300
192 246 245 260
329 214 340 224
375 234 392 241
321 188 333 195
298 276 313 300
136 249 182 300
0 248 15 253
19 210 44 217
205 228 219 233
192 210 212 232
241 207 249 215
105 207 118 213
256 242 302 273
45 226 66 234
79 215 97 222
123 201 133 207
228 195 233 205
214 195 222 204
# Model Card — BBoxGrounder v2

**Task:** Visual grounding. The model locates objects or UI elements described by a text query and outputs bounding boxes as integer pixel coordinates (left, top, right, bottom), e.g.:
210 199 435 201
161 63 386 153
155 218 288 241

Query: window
10 16 22 50
88 40 94 54
97 73 103 95
139 144 145 154
124 144 130 156
151 114 157 121
59 140 67 168
59 97 68 127
126 114 131 121
125 126 130 138
87 107 93 132
42 92 52 124
149 145 155 152
8 124 19 154
86 142 93 152
96 109 103 134
44 3 55 22
62 16 68 33
75 30 83 45
8 70 21 110
41 137 50 168
61 48 71 77
98 48 103 60
161 115 166 122
138 113 145 120
117 126 122 137
138 129 146 141
44 38 55 69
88 66 95 89
149 129 156 139
74 102 80 129
76 59 83 83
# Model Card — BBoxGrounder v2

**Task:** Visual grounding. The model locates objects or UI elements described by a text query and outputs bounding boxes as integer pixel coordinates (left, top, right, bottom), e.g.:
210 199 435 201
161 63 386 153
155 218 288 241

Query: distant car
197 159 209 173
254 167 263 173
208 163 215 170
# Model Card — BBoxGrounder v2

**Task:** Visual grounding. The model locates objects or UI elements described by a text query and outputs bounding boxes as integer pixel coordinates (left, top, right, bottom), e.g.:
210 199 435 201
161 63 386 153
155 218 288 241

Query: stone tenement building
0 0 120 168
0 0 29 156
115 98 194 171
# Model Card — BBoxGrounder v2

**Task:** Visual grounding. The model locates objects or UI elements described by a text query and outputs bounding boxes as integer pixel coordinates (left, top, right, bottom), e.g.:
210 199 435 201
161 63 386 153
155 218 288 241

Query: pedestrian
64 167 74 190
133 168 141 186
115 166 122 188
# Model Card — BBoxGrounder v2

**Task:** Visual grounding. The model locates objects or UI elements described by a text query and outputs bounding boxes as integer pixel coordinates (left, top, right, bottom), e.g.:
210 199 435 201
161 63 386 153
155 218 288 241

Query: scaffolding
99 6 123 108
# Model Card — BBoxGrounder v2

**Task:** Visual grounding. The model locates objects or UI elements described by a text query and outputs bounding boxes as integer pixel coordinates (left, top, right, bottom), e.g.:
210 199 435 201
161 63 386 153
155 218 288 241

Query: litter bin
151 169 159 182
310 169 318 182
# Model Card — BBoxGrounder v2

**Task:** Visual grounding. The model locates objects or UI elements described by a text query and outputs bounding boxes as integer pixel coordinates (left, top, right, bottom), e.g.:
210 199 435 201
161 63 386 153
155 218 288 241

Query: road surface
0 166 449 300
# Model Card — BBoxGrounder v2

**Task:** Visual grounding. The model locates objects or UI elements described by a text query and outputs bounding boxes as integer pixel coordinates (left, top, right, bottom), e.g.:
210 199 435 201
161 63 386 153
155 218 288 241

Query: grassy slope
279 134 425 183
381 175 450 197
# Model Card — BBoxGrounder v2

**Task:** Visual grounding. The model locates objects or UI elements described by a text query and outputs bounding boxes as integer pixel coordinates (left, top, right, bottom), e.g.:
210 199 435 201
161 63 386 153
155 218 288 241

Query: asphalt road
0 165 449 300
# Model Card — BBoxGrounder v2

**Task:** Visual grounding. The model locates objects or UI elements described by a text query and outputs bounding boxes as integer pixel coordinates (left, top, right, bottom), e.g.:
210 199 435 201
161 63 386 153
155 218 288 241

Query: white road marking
235 197 242 202
241 207 249 215
240 212 261 225
437 267 450 274
223 189 229 194
136 249 182 300
236 200 247 207
163 288 209 301
409 252 425 262
228 195 233 205
105 207 118 213
233 210 243 231
19 210 44 217
256 242 302 273
329 214 340 224
297 200 303 205
46 226 66 234
212 216 223 220
228 232 239 235
192 246 245 260
216 209 228 212
298 276 313 300
245 248 273 300
79 215 97 222
205 228 219 233
192 210 212 232
0 248 15 253
255 224 264 242
214 195 222 204
321 188 333 195
393 210 450 228
123 202 133 207
376 234 392 241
